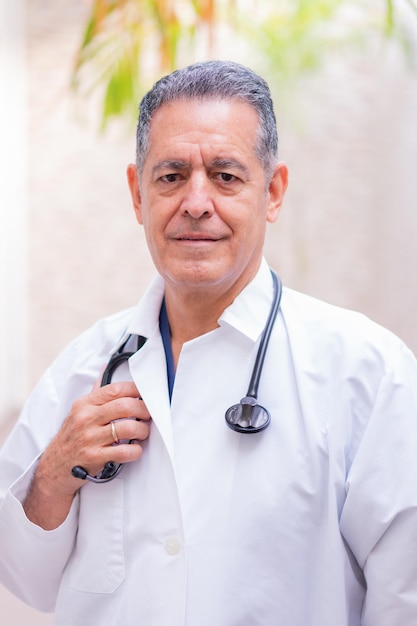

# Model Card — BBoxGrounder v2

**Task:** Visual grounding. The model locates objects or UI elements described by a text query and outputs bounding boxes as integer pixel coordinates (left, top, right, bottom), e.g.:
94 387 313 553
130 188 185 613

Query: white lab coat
1 260 417 625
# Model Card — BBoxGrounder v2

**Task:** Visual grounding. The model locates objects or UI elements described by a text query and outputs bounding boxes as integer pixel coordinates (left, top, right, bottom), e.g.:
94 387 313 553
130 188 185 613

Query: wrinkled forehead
147 97 263 155
145 98 262 161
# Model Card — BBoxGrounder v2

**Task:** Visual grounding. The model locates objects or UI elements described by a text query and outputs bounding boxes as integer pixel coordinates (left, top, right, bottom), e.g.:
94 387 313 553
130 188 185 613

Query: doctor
1 60 417 625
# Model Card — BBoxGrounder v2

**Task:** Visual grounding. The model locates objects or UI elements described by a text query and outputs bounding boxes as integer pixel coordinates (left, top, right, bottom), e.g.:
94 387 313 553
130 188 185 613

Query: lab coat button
164 535 182 555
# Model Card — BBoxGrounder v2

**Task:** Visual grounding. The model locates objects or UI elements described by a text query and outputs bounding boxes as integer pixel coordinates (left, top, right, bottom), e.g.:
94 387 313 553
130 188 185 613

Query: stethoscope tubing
100 335 147 386
224 269 282 433
246 269 281 398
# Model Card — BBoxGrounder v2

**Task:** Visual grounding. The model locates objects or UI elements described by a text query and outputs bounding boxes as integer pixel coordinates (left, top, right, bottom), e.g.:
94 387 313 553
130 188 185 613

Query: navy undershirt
159 298 175 402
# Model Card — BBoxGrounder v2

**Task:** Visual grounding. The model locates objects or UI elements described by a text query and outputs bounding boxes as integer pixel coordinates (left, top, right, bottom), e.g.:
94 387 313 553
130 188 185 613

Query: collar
113 258 276 351
218 258 275 343
106 273 164 355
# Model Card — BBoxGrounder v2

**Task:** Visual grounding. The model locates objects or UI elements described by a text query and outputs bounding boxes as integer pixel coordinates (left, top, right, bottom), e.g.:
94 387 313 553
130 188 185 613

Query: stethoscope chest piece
225 396 271 433
224 269 282 435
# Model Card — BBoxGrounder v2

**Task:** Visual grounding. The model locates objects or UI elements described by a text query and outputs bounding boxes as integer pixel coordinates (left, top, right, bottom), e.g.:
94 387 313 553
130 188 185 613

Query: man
1 60 417 625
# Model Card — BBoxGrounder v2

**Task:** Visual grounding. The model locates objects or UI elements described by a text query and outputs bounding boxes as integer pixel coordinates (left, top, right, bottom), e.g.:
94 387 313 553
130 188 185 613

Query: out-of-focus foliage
71 0 417 129
72 0 220 127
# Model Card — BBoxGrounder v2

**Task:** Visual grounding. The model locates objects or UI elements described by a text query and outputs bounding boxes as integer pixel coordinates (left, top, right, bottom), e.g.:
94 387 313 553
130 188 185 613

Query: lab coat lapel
123 274 175 463
128 332 175 465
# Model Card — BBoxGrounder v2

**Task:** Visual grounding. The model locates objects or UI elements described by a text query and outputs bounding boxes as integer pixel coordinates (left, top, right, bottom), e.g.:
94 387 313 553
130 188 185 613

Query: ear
266 162 288 224
127 163 143 225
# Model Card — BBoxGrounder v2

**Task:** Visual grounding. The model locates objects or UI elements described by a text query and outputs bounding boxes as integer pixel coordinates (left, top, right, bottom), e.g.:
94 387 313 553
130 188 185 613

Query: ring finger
106 418 150 446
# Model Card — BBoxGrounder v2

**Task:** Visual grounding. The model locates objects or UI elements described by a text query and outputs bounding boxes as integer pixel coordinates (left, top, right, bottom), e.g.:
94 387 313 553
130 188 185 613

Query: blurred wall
0 0 28 423
268 48 417 345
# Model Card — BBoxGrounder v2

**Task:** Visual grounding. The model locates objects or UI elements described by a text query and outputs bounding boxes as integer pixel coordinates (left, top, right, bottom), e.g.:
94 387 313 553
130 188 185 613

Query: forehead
144 98 261 165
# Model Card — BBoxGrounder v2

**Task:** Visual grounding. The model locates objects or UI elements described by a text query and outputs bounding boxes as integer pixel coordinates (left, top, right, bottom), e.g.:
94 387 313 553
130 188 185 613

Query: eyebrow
152 158 249 177
210 158 249 175
152 160 189 177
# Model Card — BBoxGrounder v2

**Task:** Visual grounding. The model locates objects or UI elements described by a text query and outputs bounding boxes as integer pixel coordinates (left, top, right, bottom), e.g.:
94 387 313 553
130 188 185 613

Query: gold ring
111 421 120 444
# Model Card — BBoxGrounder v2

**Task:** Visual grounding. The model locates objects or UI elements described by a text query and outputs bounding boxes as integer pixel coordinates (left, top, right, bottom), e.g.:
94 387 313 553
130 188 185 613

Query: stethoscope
72 269 282 483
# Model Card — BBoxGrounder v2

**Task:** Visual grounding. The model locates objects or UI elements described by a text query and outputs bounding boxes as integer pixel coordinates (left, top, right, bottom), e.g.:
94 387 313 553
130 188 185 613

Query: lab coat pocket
69 478 125 594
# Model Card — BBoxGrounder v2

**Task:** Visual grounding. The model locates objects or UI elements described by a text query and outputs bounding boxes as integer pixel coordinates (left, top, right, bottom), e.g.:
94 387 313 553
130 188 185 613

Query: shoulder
280 287 412 373
279 288 417 447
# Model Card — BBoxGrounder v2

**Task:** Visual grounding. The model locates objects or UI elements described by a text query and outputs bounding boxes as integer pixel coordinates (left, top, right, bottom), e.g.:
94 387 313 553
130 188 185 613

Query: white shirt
1 259 417 625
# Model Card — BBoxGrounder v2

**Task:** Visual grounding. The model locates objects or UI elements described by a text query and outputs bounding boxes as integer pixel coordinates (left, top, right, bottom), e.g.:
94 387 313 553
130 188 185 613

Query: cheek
242 211 269 249
139 201 159 233
141 213 169 261
235 205 267 234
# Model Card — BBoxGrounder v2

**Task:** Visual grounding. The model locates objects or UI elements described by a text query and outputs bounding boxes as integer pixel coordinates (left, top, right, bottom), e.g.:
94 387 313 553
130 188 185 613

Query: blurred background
1 0 417 622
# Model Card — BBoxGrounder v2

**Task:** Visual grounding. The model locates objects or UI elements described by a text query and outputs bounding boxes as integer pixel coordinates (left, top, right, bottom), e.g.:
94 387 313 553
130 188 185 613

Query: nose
180 173 215 219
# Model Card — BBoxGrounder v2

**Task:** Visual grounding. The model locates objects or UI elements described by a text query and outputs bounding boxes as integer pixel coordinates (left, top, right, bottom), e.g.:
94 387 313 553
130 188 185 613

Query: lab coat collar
218 258 275 343
116 258 275 349
128 272 165 336
107 273 165 353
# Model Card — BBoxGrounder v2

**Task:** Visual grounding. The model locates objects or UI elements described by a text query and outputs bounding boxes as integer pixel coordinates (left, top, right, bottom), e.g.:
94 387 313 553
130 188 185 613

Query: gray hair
135 60 279 176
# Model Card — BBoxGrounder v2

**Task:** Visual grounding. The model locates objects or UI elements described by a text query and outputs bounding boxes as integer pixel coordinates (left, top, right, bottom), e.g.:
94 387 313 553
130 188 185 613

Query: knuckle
137 422 150 439
69 399 92 427
111 398 131 420
71 396 85 414
106 382 123 398
117 443 142 464
122 419 136 439
120 418 148 440
116 447 130 463
112 398 142 420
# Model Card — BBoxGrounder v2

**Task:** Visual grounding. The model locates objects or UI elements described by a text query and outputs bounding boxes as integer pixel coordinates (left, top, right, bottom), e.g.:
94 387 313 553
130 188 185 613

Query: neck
165 289 222 339
163 286 236 368
162 262 262 366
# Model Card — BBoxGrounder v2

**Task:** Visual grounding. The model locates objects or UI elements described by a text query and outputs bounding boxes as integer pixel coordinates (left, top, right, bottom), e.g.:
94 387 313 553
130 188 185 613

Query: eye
215 172 238 183
160 173 180 183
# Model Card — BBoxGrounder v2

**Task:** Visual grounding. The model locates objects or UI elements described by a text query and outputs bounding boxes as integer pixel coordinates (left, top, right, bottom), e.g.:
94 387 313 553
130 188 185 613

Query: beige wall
0 0 28 423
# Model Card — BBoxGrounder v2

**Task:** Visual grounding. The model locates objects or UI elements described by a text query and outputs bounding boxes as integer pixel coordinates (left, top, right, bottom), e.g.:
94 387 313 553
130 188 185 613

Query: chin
164 261 228 289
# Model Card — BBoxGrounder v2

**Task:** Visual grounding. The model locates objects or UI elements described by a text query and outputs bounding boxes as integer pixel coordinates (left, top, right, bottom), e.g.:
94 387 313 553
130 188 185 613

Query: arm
340 344 417 624
0 459 80 611
0 372 150 610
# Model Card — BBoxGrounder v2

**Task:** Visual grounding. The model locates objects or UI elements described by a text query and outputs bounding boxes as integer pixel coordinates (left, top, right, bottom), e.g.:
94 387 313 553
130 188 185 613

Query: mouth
174 234 221 242
178 237 216 241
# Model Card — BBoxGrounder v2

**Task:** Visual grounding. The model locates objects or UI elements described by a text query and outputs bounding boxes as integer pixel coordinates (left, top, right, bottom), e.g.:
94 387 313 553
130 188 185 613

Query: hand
23 382 151 529
46 381 151 492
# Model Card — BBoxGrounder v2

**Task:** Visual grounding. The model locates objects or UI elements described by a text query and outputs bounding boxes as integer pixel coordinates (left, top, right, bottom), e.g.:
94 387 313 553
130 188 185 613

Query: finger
75 439 146 480
93 396 151 427
112 441 147 464
105 418 151 445
89 381 142 406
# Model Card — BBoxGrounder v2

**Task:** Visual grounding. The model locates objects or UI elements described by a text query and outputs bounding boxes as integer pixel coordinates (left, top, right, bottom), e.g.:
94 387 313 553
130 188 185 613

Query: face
127 98 288 303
